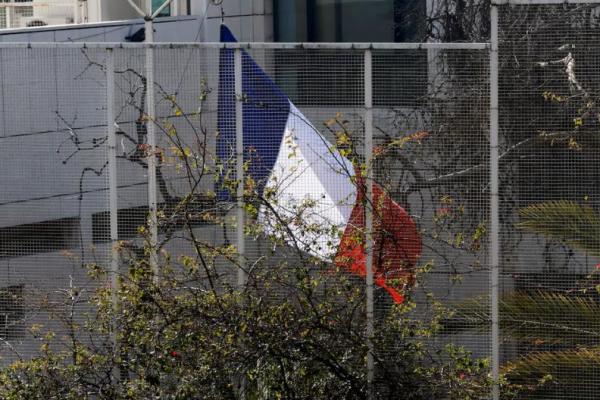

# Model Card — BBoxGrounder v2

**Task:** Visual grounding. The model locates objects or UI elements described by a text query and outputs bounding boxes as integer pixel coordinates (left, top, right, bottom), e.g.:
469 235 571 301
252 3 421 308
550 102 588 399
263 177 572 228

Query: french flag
217 25 421 303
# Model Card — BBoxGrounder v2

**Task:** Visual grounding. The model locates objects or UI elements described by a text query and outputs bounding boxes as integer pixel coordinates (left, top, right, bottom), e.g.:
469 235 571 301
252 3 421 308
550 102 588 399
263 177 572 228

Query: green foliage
0 101 493 397
443 291 600 345
504 348 600 399
0 76 493 398
444 200 600 398
0 255 492 399
518 200 600 257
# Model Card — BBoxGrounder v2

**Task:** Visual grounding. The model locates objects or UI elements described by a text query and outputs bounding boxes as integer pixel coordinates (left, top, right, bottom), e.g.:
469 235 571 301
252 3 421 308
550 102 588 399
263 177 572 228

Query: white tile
104 25 138 42
240 15 253 41
154 19 199 41
207 4 222 18
204 18 221 42
54 27 104 42
223 16 242 40
262 14 273 41
207 0 241 18
253 0 264 15
28 31 57 42
190 0 206 15
264 0 272 14
253 15 265 41
241 0 253 15
0 33 25 42
227 0 243 15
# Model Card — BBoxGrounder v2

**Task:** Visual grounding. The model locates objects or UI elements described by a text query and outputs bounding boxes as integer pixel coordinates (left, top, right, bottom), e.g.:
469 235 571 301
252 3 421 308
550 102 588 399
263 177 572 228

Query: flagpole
364 48 375 400
234 47 246 287
106 46 119 379
125 0 175 278
144 0 159 278
490 3 500 400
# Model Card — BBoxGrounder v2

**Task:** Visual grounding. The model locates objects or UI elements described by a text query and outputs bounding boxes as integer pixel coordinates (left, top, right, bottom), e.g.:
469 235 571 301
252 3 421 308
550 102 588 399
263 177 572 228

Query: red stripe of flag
335 182 421 304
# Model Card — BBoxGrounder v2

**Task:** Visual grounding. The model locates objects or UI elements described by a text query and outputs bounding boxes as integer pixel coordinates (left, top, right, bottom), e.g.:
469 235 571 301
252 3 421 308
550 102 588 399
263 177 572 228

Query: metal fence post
145 25 159 278
235 48 246 287
490 4 500 400
106 47 119 354
364 48 375 400
234 45 248 400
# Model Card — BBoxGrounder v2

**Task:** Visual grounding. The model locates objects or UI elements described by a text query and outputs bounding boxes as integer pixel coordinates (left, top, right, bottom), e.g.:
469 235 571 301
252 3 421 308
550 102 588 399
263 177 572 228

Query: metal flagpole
234 48 246 287
233 44 247 400
490 3 500 400
144 0 159 277
125 0 175 278
364 48 375 400
106 46 119 354
73 0 79 24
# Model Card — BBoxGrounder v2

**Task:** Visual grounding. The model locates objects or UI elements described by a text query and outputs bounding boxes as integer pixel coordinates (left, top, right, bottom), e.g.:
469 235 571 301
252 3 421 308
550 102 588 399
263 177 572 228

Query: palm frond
518 200 600 257
442 291 600 345
504 347 600 399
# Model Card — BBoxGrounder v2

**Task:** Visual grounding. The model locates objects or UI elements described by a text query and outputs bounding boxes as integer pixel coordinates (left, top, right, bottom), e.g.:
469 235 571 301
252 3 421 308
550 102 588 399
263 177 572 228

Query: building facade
0 1 427 43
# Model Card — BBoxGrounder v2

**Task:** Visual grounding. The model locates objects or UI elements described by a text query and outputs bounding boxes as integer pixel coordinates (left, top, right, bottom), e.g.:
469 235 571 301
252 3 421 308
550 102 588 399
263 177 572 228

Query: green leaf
504 347 600 399
518 200 600 257
442 291 600 345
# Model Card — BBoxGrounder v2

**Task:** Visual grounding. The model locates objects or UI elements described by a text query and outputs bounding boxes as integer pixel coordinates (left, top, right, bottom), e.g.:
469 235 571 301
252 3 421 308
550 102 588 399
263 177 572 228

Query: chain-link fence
0 2 598 396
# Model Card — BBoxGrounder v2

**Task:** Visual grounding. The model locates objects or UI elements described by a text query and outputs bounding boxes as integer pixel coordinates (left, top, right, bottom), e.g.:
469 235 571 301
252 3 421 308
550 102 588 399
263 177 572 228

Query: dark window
517 148 600 206
275 0 425 43
152 0 170 17
92 199 216 243
273 49 364 107
273 0 427 107
92 205 148 243
26 20 47 27
0 217 79 259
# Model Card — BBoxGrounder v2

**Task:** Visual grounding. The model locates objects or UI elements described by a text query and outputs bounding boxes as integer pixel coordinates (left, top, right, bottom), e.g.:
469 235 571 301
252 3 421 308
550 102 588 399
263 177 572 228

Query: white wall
0 15 203 42
85 0 142 22
199 0 273 42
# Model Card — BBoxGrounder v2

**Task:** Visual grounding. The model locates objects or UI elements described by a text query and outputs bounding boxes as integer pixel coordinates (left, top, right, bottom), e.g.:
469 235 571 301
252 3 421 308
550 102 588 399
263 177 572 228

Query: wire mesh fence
0 47 109 361
0 42 492 384
0 6 596 395
496 2 600 399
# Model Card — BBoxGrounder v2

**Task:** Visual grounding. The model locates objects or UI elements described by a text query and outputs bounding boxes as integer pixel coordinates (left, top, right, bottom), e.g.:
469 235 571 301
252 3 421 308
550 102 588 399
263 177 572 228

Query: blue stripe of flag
217 24 290 201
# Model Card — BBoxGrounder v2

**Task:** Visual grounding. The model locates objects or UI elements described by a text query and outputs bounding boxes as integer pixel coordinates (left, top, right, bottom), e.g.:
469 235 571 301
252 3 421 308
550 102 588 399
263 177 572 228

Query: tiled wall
0 16 204 42
197 0 273 42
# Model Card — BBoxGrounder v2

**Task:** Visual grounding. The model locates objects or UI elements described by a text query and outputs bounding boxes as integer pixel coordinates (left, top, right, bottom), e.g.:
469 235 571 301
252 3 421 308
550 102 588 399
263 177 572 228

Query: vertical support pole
490 4 500 400
364 48 375 400
81 0 87 23
106 48 118 349
73 0 79 24
235 48 246 287
145 5 159 277
5 6 11 29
